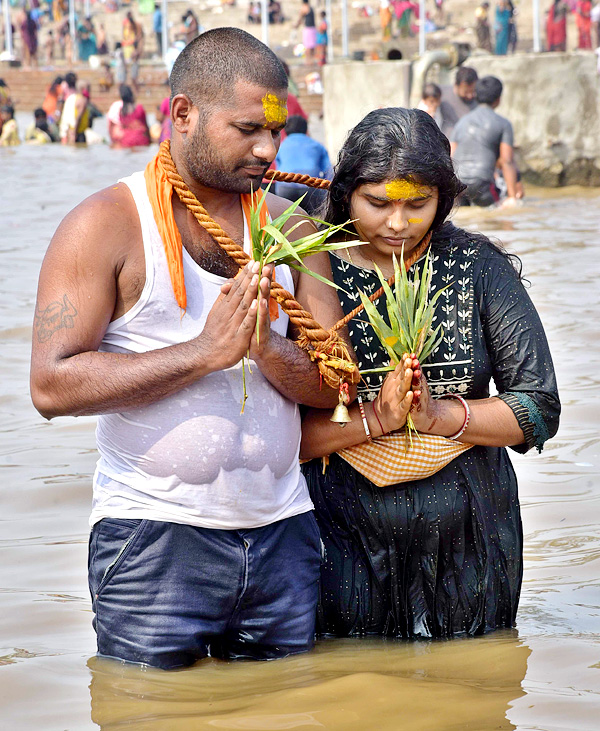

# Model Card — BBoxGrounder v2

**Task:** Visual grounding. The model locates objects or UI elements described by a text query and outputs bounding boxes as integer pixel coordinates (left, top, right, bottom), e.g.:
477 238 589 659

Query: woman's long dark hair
323 107 522 277
119 84 135 118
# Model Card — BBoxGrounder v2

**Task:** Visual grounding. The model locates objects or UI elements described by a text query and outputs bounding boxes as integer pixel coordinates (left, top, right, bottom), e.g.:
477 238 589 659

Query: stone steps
0 64 323 116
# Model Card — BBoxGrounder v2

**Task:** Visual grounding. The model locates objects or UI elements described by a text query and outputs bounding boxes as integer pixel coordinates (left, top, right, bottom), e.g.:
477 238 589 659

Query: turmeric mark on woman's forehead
385 179 428 200
262 93 288 125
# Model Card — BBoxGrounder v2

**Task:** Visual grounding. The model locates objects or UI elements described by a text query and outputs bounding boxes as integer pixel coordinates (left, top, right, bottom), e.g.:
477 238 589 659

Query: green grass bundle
358 245 450 439
239 187 363 412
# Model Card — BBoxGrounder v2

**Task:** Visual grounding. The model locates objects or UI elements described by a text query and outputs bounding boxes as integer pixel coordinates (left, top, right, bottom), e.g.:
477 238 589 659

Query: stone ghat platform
0 65 325 117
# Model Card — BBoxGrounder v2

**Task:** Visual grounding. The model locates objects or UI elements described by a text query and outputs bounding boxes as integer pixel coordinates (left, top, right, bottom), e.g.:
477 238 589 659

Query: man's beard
184 121 270 194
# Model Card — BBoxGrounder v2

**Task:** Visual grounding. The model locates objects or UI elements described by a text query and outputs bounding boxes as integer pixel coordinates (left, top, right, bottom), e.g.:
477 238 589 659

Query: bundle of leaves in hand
358 245 450 441
238 187 363 412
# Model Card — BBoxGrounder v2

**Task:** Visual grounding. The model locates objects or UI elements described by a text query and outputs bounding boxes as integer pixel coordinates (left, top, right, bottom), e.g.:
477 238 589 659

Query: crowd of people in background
1 0 599 196
3 0 599 76
0 70 154 149
473 0 600 54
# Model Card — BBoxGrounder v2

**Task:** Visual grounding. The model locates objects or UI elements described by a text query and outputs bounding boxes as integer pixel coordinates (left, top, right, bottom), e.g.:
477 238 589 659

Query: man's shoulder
60 180 140 246
265 190 311 220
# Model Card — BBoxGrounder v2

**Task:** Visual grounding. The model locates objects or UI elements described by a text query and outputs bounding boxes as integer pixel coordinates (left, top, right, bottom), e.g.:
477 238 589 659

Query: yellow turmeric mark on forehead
408 217 423 224
262 93 287 125
385 179 428 200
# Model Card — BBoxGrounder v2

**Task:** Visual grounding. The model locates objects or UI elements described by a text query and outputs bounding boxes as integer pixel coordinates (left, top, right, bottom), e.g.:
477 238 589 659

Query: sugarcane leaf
288 262 345 291
260 224 304 265
360 365 395 374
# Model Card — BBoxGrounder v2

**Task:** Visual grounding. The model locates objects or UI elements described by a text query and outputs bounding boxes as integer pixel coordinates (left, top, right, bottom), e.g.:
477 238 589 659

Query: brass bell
331 381 352 426
330 401 352 425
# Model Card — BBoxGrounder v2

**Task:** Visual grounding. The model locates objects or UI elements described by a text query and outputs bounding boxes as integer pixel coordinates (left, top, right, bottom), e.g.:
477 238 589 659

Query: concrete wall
323 52 600 186
322 60 411 163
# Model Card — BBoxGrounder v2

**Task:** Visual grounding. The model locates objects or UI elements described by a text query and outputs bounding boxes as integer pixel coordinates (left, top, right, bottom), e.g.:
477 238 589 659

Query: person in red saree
108 84 150 148
575 0 592 48
546 0 568 51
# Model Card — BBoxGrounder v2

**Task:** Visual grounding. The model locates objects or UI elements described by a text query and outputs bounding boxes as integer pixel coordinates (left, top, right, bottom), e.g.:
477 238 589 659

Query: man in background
451 75 518 208
274 115 332 215
440 66 479 138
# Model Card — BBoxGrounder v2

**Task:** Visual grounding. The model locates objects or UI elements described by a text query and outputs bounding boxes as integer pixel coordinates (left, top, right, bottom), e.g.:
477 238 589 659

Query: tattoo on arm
35 294 78 343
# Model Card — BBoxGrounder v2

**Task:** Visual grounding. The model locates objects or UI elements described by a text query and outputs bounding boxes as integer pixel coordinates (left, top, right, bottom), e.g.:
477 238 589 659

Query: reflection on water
1 143 599 730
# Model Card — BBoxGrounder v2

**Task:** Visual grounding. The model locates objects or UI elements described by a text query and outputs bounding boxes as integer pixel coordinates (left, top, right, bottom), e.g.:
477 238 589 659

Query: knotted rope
159 141 358 388
264 169 331 189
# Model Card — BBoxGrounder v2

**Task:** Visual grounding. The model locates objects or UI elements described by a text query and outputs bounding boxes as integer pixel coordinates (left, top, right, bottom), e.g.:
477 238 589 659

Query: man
30 28 351 670
451 75 518 208
25 107 59 144
274 115 332 214
439 66 479 139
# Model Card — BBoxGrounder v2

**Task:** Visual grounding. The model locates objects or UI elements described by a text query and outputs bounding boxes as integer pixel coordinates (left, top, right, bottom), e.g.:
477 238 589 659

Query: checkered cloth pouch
337 431 472 487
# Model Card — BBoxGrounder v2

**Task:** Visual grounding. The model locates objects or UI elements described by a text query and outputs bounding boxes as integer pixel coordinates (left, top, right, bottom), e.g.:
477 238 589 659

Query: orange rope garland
158 141 358 388
158 142 433 387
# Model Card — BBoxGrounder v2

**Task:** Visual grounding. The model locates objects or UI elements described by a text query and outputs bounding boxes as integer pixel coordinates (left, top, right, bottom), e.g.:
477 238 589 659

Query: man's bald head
169 27 288 109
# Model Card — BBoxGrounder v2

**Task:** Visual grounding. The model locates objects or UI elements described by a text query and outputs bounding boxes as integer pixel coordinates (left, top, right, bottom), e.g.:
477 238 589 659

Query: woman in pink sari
107 84 150 148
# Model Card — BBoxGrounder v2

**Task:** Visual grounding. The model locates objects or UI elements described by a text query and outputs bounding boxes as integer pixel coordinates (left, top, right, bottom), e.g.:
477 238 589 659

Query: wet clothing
88 169 316 667
25 121 58 143
59 92 89 142
92 171 309 530
89 512 321 668
452 104 514 206
0 118 20 146
118 104 150 147
301 224 560 638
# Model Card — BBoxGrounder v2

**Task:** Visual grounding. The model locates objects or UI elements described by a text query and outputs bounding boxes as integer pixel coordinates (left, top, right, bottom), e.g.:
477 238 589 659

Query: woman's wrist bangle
357 395 373 442
440 393 471 440
371 401 387 436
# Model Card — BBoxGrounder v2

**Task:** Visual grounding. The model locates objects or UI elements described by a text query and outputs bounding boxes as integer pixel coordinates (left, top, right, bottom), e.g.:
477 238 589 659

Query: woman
0 79 12 106
107 84 150 148
494 0 511 54
77 17 97 62
122 12 138 63
300 108 560 639
575 0 592 48
0 105 20 146
546 0 568 51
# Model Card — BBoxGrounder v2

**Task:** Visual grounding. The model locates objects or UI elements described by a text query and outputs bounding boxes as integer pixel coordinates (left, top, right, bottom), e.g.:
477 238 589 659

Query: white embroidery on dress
426 242 476 394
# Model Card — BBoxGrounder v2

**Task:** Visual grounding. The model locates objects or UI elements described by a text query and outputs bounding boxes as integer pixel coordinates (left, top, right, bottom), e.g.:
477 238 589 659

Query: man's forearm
31 339 214 419
502 160 518 198
254 331 345 408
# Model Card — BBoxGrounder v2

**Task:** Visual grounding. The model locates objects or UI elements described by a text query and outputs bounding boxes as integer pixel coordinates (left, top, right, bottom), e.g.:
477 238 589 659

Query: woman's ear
171 94 195 135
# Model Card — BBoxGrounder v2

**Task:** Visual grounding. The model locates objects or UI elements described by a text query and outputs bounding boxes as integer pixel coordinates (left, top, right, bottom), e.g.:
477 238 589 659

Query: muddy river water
0 141 598 730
